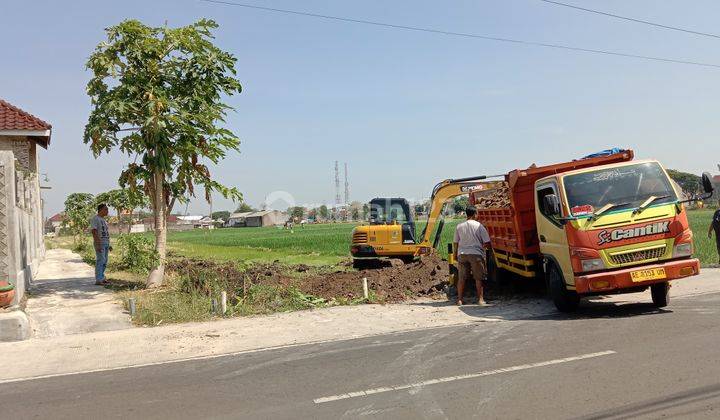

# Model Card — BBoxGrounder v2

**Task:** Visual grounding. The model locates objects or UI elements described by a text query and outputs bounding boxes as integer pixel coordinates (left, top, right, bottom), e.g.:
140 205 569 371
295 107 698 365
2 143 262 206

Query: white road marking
313 350 617 404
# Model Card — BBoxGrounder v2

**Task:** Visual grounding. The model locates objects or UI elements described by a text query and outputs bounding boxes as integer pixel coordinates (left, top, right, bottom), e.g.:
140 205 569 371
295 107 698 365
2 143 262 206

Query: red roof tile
48 213 66 223
0 99 52 132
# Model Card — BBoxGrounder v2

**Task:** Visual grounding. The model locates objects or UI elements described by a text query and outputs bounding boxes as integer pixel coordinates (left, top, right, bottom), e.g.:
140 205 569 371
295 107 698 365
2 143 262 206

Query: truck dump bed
470 150 634 276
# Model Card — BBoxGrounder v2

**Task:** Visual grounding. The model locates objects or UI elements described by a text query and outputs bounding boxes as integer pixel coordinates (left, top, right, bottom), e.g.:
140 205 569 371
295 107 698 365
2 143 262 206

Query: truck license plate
630 268 666 282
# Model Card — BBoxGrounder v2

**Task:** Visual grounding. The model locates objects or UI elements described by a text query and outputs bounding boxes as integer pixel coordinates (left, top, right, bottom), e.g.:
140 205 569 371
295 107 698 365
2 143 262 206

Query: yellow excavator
350 176 505 268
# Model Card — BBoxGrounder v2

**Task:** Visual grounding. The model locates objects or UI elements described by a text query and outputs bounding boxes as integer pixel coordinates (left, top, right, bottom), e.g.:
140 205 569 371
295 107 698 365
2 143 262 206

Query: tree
667 169 701 198
318 205 329 220
211 210 231 221
348 201 363 222
307 208 317 220
289 206 305 219
84 19 242 287
63 193 96 245
362 203 370 221
96 188 149 232
236 202 255 213
452 196 469 214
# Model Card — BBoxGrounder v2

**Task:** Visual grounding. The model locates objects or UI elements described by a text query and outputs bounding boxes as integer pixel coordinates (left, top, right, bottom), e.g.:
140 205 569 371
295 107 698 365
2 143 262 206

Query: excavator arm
418 176 506 249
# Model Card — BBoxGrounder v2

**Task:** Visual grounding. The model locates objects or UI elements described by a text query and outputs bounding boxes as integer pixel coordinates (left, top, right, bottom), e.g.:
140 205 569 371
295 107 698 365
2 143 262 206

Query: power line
200 0 720 69
538 0 720 40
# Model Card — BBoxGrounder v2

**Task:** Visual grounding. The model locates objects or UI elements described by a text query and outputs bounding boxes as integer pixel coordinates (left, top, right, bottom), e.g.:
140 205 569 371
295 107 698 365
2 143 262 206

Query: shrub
73 238 92 254
116 234 159 274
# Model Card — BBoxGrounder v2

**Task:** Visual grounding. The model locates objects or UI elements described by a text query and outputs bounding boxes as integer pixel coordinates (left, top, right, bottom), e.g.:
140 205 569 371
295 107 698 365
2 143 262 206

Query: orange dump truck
462 149 713 311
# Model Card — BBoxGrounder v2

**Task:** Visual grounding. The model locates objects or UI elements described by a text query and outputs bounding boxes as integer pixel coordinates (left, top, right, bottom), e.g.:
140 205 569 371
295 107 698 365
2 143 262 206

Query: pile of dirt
298 254 449 302
166 254 450 303
474 183 511 208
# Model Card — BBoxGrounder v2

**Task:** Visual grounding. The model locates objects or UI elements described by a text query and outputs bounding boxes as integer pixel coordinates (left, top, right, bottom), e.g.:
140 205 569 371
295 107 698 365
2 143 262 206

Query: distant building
46 212 65 233
227 210 287 227
176 215 203 225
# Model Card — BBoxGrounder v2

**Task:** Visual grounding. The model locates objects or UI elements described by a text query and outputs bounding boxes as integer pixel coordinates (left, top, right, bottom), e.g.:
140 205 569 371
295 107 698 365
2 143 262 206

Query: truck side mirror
543 194 561 217
702 172 714 194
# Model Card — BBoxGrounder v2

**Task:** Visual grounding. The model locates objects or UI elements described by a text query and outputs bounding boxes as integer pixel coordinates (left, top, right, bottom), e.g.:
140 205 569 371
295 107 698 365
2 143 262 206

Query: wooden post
128 298 136 316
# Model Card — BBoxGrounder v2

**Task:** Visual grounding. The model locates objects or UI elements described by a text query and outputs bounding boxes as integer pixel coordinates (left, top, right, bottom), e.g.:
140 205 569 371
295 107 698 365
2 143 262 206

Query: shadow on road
28 279 107 300
411 295 672 322
536 299 672 320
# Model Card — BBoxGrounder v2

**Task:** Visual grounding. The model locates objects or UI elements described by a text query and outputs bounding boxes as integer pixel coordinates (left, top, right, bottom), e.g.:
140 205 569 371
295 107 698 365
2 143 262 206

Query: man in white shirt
90 204 112 285
453 206 491 305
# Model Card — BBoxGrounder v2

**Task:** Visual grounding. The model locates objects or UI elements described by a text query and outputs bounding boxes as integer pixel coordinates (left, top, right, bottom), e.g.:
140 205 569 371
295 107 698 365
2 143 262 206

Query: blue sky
2 0 719 216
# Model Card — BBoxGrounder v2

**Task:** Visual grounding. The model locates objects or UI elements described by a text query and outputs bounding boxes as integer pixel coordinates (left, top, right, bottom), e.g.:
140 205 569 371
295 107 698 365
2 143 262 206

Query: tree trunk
117 209 122 235
147 167 167 288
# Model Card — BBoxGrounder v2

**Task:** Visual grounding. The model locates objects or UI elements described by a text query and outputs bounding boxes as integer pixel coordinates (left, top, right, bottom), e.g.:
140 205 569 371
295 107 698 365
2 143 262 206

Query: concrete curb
0 310 30 342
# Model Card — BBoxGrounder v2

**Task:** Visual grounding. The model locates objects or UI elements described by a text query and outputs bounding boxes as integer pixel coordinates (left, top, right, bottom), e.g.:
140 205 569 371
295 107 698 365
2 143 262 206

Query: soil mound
300 254 449 302
167 254 449 303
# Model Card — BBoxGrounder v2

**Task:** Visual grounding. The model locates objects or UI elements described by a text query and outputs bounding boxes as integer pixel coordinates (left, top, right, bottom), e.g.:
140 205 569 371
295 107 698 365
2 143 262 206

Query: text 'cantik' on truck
459 149 714 311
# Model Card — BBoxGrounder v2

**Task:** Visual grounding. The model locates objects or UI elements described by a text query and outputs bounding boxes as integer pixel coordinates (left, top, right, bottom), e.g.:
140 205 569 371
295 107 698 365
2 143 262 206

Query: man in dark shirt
709 201 720 264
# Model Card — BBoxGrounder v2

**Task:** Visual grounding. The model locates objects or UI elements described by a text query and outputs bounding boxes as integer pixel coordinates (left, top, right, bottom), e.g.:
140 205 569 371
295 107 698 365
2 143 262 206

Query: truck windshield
563 162 678 216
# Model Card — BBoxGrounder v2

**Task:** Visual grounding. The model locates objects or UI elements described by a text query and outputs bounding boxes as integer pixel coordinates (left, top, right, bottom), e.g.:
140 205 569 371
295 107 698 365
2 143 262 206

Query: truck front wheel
548 265 580 312
650 282 670 308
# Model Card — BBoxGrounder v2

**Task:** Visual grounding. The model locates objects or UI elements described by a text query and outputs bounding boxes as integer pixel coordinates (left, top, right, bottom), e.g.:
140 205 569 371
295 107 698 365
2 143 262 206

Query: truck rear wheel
486 251 502 286
548 265 579 313
650 282 670 308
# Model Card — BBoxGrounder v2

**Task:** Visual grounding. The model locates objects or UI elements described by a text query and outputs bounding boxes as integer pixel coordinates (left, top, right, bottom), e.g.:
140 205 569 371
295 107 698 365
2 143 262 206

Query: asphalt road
3 292 720 419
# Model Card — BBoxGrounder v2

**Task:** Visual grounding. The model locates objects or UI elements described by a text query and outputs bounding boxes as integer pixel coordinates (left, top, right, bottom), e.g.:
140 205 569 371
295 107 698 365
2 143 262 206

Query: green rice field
166 219 462 265
688 209 718 267
166 210 717 267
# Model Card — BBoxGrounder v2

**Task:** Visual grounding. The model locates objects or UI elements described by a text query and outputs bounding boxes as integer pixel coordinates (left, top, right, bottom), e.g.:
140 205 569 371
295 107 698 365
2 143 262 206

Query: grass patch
47 220 464 266
689 209 717 267
111 269 337 325
165 220 463 265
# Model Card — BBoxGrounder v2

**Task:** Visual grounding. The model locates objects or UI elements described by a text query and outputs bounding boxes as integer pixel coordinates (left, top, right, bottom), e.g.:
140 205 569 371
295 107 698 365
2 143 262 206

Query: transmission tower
334 161 341 205
344 163 349 204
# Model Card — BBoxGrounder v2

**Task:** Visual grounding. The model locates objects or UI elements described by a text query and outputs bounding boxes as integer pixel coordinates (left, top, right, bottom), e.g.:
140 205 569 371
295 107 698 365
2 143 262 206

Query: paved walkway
25 248 132 338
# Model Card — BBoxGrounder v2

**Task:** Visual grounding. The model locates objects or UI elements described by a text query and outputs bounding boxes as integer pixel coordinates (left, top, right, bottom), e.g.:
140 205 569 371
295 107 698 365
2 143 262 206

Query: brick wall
0 136 31 171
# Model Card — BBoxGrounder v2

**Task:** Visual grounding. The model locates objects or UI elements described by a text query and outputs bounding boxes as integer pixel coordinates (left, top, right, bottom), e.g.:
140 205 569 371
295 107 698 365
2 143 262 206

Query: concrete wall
263 212 286 226
0 145 45 308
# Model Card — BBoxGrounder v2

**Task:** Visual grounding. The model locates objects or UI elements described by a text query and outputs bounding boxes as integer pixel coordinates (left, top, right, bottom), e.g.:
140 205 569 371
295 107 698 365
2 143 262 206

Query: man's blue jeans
95 245 109 281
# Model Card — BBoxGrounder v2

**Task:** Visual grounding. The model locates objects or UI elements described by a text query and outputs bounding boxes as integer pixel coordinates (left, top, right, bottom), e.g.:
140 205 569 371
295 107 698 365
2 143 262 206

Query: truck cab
536 159 701 310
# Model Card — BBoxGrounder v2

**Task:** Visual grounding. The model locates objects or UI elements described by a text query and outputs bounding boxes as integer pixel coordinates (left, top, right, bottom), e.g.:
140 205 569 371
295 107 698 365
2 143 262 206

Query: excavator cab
368 198 416 244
